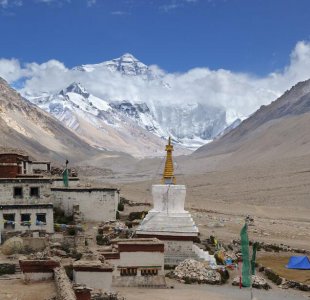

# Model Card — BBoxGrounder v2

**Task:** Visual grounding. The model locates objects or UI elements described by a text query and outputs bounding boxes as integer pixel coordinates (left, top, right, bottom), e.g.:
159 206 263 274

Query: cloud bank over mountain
1 41 310 116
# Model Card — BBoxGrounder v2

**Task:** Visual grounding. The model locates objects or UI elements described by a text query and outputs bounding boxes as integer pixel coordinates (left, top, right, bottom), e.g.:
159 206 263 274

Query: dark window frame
21 213 31 226
36 213 46 224
141 269 158 276
13 187 23 198
3 213 15 230
120 268 137 276
29 187 40 198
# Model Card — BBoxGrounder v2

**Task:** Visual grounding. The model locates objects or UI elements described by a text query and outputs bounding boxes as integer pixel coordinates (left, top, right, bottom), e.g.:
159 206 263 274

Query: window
21 213 31 226
141 269 158 276
13 187 23 198
120 268 137 276
3 214 15 230
36 213 46 225
30 187 39 198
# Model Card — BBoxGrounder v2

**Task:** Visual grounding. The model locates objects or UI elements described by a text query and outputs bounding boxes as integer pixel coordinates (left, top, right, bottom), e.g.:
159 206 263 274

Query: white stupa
136 138 214 265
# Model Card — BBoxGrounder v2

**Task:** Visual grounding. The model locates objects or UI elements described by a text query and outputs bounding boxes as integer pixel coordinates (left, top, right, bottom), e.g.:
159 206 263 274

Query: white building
100 238 166 288
52 187 119 222
73 260 114 291
0 203 54 234
0 152 120 239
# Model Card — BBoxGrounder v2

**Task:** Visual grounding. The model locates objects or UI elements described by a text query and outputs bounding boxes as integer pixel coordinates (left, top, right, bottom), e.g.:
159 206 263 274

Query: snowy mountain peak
72 53 150 77
118 53 139 62
60 82 89 98
103 53 148 76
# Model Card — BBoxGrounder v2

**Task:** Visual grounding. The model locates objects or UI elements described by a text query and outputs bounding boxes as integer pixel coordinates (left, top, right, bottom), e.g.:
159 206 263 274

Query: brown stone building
0 153 51 178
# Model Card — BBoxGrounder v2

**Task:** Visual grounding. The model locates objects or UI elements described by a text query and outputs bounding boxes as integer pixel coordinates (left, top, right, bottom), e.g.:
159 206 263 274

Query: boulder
1 237 23 255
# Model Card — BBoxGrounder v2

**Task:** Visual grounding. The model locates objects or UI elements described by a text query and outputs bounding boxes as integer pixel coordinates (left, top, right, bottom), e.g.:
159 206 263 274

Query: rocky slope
193 78 310 163
0 77 107 163
29 82 182 157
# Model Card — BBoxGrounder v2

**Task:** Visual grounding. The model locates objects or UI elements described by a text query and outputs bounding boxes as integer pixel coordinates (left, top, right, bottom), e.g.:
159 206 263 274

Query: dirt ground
258 253 310 284
118 154 310 251
0 279 57 300
116 278 308 300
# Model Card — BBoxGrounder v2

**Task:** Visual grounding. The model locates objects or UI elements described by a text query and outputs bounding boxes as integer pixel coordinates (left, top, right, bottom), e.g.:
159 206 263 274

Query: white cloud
1 41 310 117
86 0 96 7
0 0 9 7
0 58 25 82
110 10 129 16
0 0 22 8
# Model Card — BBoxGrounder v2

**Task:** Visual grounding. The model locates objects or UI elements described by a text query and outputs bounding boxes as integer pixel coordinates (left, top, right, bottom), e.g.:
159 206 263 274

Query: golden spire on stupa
162 137 176 185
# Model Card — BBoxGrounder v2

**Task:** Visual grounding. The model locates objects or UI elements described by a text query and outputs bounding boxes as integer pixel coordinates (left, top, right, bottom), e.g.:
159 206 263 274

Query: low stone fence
0 263 15 275
258 265 310 292
54 267 77 300
231 240 310 255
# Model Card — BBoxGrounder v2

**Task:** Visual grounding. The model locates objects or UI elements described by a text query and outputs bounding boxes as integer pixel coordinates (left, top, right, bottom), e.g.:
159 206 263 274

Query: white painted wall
30 162 50 172
119 251 164 271
23 272 54 282
164 240 193 255
73 270 112 290
51 178 80 187
0 206 54 233
163 240 197 265
53 189 118 222
152 185 186 213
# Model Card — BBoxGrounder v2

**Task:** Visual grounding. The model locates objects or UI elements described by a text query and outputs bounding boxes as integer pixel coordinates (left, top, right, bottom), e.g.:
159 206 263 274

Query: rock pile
172 259 221 284
92 291 125 300
232 275 271 290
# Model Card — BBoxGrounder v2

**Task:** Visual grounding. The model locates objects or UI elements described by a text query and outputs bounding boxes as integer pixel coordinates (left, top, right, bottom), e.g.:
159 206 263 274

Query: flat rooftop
112 238 164 245
0 203 53 209
51 187 119 192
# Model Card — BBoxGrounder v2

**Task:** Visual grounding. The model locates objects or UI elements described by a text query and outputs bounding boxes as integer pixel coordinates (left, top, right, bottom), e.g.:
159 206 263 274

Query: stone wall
258 264 310 292
54 267 77 300
22 237 48 251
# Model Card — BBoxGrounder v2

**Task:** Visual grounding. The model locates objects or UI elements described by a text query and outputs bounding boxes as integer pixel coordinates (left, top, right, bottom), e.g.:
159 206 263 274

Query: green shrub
128 211 148 221
96 235 110 246
53 207 73 225
118 202 124 211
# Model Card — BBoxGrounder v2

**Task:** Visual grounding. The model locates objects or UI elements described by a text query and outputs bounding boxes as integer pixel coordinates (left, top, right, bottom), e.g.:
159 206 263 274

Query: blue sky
1 0 310 75
1 0 310 117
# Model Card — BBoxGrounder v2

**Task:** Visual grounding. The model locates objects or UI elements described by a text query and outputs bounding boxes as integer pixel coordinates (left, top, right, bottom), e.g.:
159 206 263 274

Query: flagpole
247 219 253 300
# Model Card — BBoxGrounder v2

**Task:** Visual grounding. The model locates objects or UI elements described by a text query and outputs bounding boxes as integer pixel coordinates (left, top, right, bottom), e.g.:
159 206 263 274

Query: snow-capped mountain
0 78 101 163
29 82 179 157
25 54 242 154
73 53 161 80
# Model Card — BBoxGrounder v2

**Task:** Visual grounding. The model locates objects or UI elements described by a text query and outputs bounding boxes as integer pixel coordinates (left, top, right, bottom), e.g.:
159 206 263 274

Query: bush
96 235 110 246
128 211 148 221
70 249 82 260
53 207 73 225
67 227 76 236
64 265 73 280
0 263 16 275
118 202 124 212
